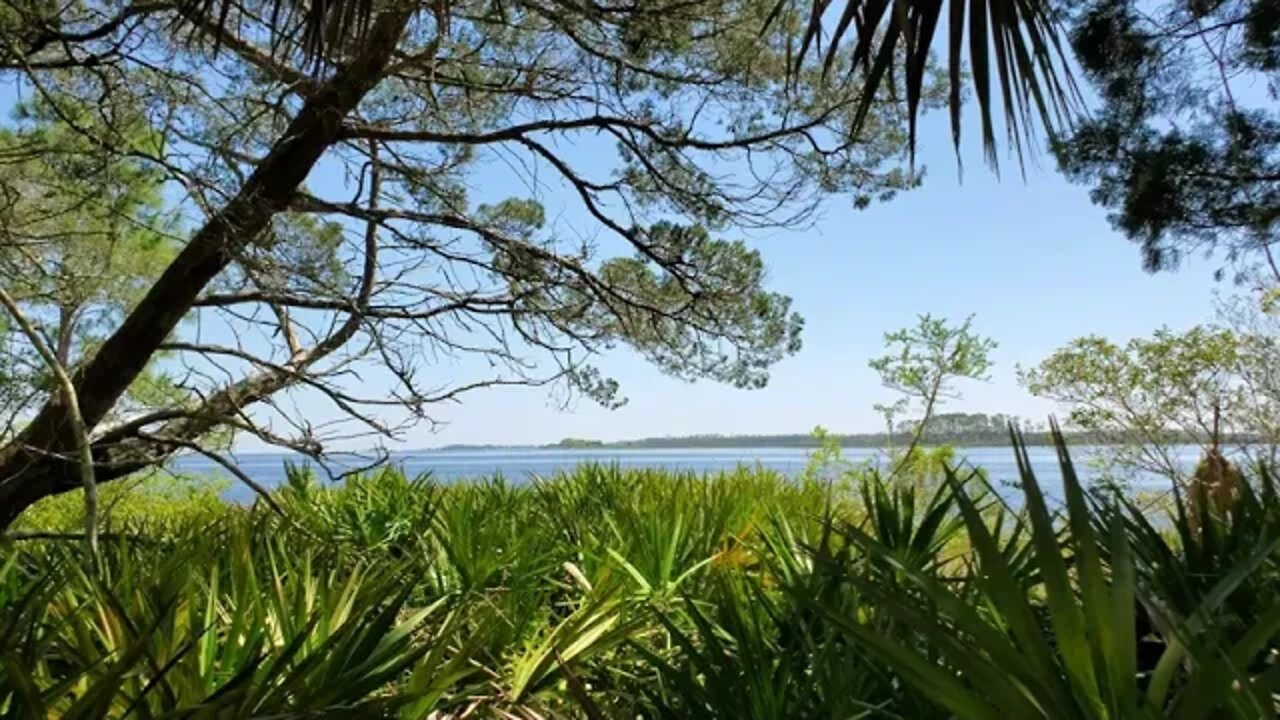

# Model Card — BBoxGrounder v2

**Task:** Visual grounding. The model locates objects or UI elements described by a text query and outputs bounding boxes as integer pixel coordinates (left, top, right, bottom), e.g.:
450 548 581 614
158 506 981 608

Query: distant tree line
542 412 1268 451
547 414 1041 450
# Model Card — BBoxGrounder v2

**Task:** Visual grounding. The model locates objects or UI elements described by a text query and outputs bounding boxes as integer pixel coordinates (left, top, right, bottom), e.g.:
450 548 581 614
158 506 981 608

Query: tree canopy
0 0 933 525
0 96 182 428
869 314 995 446
1020 323 1280 481
1058 0 1280 282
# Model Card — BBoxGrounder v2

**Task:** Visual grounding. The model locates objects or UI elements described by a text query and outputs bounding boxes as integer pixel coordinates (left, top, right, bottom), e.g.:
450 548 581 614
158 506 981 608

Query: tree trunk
0 8 413 529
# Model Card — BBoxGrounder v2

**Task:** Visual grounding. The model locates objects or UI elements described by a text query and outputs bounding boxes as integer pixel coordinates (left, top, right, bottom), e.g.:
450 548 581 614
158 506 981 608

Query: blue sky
375 113 1229 448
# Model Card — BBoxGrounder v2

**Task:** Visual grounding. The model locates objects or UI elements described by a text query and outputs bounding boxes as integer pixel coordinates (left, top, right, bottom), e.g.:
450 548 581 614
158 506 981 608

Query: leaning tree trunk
0 7 414 530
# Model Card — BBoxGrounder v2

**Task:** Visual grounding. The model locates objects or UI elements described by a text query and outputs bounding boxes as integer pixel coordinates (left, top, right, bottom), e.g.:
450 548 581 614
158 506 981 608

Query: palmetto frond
178 0 383 65
778 0 1080 166
778 0 1081 167
179 0 1079 166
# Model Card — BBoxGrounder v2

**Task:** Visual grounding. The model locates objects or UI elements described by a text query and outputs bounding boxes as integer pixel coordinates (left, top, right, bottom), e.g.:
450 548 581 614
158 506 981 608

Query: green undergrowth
13 470 232 534
3 436 1279 718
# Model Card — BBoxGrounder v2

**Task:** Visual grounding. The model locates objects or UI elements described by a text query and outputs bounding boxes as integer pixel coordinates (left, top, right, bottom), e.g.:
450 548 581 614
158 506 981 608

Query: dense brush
3 449 1279 718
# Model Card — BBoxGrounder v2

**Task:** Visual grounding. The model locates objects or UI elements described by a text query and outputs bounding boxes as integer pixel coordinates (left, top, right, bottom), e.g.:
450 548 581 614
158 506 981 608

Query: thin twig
135 431 284 516
0 286 99 557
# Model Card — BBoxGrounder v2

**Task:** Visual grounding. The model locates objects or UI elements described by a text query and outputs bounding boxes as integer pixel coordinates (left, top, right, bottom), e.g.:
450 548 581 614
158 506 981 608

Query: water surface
172 445 1205 503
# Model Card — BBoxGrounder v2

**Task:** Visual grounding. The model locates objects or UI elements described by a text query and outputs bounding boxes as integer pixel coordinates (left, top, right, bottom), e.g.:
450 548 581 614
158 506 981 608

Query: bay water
170 445 1206 503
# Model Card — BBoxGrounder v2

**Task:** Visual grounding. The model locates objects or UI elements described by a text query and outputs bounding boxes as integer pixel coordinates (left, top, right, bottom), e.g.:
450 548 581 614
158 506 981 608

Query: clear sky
359 111 1229 449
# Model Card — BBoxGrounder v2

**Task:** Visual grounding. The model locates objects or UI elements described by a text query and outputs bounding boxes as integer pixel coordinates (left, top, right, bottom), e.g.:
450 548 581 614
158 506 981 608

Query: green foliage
275 464 434 550
870 313 996 399
1021 326 1276 480
0 523 452 717
0 0 956 526
827 431 1280 719
869 313 996 460
798 424 861 487
1111 462 1280 651
1058 0 1280 280
0 95 185 430
2 465 844 717
578 225 804 394
5 454 1280 717
13 472 231 533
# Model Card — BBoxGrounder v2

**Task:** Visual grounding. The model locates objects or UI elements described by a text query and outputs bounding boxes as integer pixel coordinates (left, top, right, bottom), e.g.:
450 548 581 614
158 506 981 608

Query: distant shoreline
432 431 1260 453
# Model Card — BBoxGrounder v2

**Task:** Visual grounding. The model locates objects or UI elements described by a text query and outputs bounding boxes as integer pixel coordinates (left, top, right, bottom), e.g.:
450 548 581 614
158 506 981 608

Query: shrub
3 453 1278 718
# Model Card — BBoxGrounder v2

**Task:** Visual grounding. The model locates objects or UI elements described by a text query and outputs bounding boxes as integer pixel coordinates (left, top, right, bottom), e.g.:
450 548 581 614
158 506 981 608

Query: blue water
170 445 1203 503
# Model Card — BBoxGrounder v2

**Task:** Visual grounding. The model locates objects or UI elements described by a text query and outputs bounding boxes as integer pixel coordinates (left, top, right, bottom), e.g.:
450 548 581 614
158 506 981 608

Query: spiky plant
819 428 1280 720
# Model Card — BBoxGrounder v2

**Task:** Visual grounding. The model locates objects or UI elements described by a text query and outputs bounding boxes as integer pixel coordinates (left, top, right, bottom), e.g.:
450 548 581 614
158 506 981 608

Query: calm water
171 445 1205 503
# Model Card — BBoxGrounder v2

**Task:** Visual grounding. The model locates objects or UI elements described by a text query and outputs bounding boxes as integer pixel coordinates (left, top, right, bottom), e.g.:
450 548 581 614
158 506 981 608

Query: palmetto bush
3 451 1279 718
0 519 453 717
827 433 1280 720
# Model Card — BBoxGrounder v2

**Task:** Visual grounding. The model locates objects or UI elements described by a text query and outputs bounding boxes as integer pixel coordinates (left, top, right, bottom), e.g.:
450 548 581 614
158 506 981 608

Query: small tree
868 314 996 475
799 425 860 491
1218 293 1280 469
1019 325 1280 482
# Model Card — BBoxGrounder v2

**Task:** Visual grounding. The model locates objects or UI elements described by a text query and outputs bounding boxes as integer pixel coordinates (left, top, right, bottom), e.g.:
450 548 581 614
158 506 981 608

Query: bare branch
133 431 283 515
0 286 99 555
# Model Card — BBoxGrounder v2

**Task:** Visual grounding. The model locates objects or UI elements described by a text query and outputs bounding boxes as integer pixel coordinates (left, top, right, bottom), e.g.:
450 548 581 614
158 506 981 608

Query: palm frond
177 0 382 66
776 0 1083 169
178 0 1078 171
